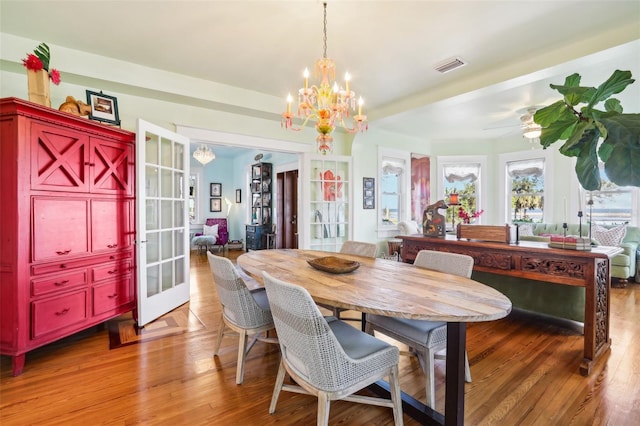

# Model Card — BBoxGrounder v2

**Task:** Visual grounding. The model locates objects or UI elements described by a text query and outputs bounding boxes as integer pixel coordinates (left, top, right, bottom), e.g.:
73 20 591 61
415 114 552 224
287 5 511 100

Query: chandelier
281 2 368 155
193 144 215 165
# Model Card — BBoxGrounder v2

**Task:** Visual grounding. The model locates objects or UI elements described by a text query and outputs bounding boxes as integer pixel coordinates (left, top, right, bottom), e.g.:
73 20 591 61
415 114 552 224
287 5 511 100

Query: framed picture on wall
235 189 242 203
85 90 120 126
210 183 222 197
210 198 222 212
363 177 375 209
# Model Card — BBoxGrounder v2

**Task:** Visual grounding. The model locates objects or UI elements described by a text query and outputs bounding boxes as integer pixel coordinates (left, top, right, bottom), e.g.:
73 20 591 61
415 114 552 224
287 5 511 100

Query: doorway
276 170 298 248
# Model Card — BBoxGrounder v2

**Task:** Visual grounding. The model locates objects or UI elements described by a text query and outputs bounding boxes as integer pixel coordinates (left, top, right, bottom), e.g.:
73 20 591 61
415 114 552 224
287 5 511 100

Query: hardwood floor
2 250 639 425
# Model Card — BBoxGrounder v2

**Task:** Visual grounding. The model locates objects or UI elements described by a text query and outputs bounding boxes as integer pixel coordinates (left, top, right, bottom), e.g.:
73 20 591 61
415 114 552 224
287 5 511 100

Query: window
437 156 486 229
585 163 639 226
498 150 553 225
378 148 409 237
507 158 545 223
442 163 481 227
381 161 403 225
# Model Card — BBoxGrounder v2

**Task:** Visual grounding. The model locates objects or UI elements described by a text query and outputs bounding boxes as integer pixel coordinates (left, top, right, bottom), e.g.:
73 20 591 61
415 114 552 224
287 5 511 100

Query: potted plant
534 69 640 190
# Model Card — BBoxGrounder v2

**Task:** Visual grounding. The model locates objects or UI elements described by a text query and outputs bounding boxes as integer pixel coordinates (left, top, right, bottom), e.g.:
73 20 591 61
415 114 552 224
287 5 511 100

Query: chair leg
365 321 374 335
317 391 330 426
464 351 472 382
389 365 404 426
236 329 248 384
213 313 225 355
423 348 436 409
269 359 287 414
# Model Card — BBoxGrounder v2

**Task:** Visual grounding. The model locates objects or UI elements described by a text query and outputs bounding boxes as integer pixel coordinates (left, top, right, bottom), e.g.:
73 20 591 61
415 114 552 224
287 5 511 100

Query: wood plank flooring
1 250 639 425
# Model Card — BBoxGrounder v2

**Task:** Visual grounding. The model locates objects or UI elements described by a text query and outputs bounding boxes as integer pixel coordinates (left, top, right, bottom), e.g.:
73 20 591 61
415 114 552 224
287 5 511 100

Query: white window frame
498 149 554 225
437 155 487 223
586 162 639 226
377 147 410 239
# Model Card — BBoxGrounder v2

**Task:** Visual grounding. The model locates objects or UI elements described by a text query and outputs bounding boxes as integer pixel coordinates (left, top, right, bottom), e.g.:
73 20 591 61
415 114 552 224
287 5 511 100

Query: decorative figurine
423 199 448 238
58 95 91 116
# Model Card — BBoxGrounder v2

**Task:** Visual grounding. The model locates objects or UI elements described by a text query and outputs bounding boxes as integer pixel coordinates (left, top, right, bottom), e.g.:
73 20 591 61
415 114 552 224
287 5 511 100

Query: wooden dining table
237 249 512 426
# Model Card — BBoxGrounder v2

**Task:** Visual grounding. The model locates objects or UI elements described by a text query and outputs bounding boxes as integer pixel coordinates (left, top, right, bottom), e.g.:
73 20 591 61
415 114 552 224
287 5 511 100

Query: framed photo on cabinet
210 198 222 212
210 183 222 197
363 177 375 209
85 90 120 125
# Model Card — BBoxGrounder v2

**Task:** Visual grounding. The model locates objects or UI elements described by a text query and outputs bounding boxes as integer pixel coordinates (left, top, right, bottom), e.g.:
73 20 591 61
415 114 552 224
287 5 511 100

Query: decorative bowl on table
307 256 360 274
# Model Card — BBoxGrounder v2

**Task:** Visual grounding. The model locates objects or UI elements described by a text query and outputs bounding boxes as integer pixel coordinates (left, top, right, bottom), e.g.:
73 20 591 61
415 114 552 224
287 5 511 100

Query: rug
108 306 205 349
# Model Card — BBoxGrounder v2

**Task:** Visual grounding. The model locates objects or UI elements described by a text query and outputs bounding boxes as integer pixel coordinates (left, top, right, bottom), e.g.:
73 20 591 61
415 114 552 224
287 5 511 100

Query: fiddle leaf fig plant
534 69 640 190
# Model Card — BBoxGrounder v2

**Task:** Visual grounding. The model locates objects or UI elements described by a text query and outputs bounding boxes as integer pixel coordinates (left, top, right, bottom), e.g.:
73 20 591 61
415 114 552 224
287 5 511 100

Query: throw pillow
518 224 534 236
591 224 627 246
204 223 219 239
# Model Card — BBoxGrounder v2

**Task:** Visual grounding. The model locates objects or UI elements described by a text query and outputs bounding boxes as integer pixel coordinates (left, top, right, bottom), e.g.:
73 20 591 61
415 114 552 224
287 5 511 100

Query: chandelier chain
322 2 327 59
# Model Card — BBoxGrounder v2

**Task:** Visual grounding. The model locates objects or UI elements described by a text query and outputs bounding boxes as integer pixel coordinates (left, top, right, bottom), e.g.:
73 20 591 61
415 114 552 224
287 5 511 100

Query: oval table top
237 249 512 323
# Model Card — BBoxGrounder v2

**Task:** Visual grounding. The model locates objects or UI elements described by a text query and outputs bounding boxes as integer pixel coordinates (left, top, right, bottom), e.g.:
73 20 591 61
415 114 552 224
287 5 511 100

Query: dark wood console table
399 235 622 376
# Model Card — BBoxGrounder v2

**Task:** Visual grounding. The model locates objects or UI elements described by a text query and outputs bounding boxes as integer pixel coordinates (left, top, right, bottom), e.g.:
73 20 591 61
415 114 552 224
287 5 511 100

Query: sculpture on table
58 95 91 116
423 199 448 238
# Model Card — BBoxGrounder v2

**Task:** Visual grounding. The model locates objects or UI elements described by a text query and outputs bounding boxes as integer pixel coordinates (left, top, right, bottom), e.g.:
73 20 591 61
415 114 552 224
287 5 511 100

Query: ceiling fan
484 106 542 139
519 107 542 139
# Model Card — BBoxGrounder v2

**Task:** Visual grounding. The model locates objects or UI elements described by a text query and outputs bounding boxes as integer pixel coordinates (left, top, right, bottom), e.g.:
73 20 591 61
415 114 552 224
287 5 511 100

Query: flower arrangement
22 43 61 85
458 207 484 224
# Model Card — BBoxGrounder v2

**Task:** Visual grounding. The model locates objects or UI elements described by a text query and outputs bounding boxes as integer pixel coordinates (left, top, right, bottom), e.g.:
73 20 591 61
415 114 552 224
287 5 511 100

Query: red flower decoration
49 69 61 85
458 208 484 224
22 54 44 71
21 43 62 85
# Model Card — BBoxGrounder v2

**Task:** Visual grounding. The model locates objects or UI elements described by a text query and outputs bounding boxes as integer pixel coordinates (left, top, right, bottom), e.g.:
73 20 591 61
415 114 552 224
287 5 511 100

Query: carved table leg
580 258 611 376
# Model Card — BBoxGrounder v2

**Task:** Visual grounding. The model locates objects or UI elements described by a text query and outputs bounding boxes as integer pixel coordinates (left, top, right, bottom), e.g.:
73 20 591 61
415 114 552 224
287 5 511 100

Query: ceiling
1 1 639 148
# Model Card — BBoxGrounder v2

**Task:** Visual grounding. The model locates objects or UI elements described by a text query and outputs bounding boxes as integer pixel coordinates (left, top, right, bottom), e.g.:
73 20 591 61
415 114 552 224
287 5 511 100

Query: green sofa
517 223 639 283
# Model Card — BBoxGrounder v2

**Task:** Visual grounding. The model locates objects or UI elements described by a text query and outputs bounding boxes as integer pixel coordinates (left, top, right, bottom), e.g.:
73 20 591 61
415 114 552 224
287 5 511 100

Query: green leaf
599 114 640 187
587 70 635 108
549 73 582 93
534 100 573 127
563 87 595 106
604 98 622 113
539 115 579 148
561 120 592 152
33 42 50 71
573 129 601 190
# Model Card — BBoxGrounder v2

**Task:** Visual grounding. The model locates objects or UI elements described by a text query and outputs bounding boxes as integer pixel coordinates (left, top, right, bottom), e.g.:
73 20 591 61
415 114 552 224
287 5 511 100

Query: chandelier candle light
281 2 368 155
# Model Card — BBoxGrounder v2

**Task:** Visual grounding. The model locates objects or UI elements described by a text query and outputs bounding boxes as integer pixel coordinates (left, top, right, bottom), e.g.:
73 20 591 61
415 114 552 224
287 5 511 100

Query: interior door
136 119 190 327
276 170 298 249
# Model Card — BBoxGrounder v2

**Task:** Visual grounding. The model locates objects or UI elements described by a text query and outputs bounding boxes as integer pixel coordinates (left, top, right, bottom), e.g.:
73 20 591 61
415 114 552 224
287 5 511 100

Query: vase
27 69 51 107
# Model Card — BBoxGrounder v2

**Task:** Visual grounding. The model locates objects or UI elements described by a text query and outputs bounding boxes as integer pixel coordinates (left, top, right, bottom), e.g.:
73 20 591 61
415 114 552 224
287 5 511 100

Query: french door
136 119 190 327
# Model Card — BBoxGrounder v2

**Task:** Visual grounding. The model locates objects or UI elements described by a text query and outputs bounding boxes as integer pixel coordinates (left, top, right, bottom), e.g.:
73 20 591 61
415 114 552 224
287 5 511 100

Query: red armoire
0 98 136 375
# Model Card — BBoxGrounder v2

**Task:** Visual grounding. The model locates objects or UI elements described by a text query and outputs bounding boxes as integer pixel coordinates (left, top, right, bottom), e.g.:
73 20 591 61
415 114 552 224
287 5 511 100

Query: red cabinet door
91 138 134 196
91 199 132 252
32 197 89 262
30 122 90 193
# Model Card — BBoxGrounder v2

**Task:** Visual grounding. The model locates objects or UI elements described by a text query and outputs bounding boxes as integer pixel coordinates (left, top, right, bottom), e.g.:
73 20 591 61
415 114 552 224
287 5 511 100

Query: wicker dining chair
322 241 378 329
340 240 378 258
365 249 474 409
262 272 403 426
206 252 278 384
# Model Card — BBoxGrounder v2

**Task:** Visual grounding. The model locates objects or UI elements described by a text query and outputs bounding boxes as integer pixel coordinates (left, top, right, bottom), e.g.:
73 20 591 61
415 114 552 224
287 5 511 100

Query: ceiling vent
434 57 467 74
